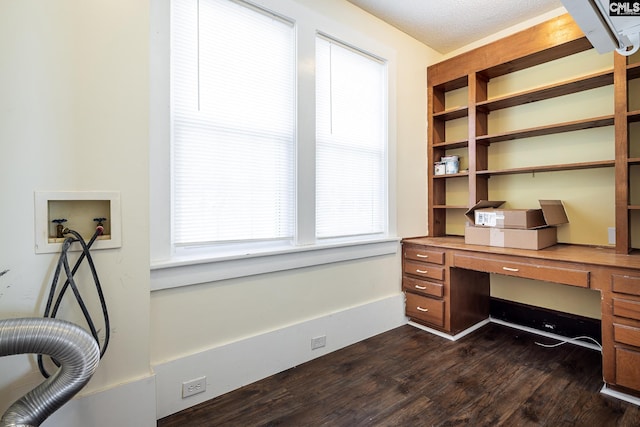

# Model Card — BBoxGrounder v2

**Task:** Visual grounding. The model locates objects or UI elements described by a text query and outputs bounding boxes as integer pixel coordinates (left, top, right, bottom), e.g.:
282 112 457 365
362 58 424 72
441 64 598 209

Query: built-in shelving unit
427 13 639 254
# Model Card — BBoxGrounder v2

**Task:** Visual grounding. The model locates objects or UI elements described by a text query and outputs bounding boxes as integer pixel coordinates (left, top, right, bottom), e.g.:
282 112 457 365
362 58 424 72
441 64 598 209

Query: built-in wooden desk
402 236 640 398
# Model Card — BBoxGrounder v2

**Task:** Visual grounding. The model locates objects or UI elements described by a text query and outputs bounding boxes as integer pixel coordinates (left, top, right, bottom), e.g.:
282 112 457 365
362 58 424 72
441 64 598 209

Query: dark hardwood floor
157 323 640 426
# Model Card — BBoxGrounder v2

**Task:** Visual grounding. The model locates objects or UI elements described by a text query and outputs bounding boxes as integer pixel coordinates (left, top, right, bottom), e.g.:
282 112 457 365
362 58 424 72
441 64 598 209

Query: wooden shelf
476 115 614 145
432 139 469 149
629 110 640 123
629 205 640 210
629 157 640 165
433 75 468 92
433 171 469 179
480 39 593 81
433 205 468 210
477 160 614 177
477 69 613 113
433 106 468 121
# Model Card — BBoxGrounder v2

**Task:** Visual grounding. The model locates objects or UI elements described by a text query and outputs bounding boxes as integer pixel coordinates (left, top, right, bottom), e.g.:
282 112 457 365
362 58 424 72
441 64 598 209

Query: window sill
150 237 400 291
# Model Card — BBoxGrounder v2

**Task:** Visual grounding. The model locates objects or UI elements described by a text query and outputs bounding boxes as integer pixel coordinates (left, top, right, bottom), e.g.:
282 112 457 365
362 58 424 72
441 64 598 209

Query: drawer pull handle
416 254 429 258
416 269 428 274
502 266 519 272
415 285 427 290
417 306 429 312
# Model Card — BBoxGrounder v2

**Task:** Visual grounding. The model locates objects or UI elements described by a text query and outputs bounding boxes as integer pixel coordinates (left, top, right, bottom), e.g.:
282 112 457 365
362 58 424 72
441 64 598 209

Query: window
171 0 295 248
150 0 397 289
315 36 387 239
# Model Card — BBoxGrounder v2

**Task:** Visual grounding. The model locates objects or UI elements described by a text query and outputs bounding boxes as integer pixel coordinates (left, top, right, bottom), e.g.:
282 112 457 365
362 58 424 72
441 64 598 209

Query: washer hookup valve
93 217 107 234
52 219 67 238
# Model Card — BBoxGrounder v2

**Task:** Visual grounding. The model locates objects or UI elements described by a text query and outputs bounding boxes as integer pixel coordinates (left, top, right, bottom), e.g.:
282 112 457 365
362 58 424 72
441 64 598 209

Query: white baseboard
601 385 640 407
153 293 406 419
408 319 490 341
46 374 157 427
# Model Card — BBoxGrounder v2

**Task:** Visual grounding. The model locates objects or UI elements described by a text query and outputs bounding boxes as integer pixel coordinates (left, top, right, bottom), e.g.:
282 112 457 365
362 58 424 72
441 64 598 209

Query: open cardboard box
464 200 568 250
467 200 544 229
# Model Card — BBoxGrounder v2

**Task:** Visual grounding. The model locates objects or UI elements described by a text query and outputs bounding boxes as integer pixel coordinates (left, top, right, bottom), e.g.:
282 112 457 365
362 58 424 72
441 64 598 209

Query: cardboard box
464 200 569 250
465 200 568 229
472 200 546 229
464 226 558 250
474 208 545 229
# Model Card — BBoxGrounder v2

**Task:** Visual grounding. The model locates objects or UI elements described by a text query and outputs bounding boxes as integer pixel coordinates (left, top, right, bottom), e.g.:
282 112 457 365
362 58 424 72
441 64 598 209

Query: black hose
37 227 110 378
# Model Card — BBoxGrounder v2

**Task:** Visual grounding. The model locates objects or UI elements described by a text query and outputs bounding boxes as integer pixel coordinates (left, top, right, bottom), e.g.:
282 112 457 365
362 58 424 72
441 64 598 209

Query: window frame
150 0 399 291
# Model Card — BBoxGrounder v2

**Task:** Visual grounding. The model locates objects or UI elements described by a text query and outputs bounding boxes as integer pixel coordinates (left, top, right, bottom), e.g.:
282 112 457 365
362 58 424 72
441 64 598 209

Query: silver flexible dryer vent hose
0 317 100 427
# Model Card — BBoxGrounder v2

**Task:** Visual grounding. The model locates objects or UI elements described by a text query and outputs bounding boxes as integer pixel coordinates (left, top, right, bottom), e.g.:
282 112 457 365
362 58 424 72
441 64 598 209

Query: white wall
0 0 154 424
0 0 438 424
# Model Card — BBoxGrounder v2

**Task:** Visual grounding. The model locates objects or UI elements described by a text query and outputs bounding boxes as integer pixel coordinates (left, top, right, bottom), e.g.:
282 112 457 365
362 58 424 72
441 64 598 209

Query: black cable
59 238 100 343
62 228 110 358
38 226 110 378
45 227 104 317
38 239 74 377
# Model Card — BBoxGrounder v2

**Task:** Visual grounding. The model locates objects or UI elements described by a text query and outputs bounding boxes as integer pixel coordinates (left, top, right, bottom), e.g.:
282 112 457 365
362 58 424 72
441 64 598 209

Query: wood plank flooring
157 323 640 426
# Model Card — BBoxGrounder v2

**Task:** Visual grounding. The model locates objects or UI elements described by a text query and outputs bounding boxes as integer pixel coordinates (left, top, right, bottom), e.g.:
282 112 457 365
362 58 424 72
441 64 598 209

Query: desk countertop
402 236 640 271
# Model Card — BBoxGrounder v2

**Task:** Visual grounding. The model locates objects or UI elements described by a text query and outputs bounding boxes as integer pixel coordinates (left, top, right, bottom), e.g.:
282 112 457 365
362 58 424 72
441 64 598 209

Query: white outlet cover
311 335 326 350
182 376 207 398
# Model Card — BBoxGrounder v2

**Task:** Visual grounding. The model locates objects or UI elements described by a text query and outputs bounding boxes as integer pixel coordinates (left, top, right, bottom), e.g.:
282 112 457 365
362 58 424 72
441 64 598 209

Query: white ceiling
345 0 564 54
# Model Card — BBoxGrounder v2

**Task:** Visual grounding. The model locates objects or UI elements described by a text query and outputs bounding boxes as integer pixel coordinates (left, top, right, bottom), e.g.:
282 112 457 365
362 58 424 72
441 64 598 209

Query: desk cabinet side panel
449 267 490 334
600 290 616 385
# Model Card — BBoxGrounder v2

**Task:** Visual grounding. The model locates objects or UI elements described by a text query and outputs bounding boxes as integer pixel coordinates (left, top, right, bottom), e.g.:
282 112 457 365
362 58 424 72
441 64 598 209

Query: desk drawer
613 298 640 322
404 247 445 265
613 274 640 296
405 292 444 327
404 260 445 281
453 254 589 288
614 324 640 347
403 277 444 298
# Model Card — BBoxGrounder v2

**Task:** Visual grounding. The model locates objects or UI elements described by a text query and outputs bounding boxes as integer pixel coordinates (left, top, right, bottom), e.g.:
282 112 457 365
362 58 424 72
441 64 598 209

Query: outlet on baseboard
311 335 326 350
608 227 616 245
182 376 206 398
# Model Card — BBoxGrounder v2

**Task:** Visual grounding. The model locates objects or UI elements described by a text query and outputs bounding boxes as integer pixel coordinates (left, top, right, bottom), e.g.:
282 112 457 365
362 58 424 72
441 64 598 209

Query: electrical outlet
608 227 616 245
182 376 206 398
311 335 326 350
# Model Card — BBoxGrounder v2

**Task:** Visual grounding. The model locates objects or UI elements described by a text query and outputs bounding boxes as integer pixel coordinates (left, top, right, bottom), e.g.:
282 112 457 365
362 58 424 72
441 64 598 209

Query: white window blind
171 0 295 247
315 36 387 239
